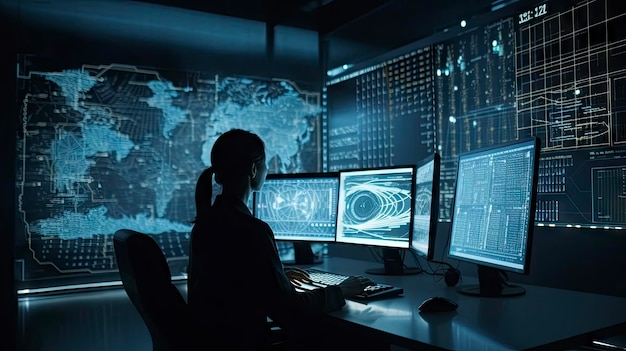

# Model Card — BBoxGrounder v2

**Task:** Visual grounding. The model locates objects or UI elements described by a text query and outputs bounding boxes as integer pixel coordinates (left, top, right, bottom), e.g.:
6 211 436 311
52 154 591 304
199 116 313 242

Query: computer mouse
418 296 458 312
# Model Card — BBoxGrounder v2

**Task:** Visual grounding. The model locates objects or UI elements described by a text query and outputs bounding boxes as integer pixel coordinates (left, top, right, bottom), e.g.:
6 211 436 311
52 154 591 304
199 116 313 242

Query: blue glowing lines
254 176 338 241
336 167 414 248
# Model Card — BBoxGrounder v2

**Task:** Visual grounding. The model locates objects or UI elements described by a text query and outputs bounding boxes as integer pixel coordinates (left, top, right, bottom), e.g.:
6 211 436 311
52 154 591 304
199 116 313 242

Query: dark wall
1 1 18 350
11 0 323 85
522 226 626 296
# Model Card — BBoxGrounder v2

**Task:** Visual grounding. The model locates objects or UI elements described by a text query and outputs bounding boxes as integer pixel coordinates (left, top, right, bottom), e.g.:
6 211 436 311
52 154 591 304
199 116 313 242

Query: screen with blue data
336 166 415 249
325 0 626 230
14 55 324 291
410 153 440 260
253 173 339 242
448 138 540 274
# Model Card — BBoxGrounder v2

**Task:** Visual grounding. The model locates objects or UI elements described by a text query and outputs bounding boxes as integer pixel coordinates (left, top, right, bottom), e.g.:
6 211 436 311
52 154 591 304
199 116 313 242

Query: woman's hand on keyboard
338 275 377 297
285 267 314 287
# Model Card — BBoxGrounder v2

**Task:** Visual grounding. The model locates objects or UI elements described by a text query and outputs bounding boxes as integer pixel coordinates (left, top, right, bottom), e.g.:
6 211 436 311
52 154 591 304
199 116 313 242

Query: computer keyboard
306 268 350 285
303 268 404 301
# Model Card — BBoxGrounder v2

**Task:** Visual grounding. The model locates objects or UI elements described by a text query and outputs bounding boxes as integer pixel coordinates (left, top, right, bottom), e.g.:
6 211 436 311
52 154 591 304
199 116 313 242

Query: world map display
15 56 323 286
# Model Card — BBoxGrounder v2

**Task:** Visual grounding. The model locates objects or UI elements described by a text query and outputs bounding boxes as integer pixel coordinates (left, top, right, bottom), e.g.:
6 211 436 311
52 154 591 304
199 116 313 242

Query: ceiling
137 0 395 36
135 0 501 57
3 0 506 73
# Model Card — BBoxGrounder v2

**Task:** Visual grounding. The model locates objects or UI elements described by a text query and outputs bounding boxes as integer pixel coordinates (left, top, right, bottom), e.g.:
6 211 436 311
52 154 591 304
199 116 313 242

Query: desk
308 257 626 351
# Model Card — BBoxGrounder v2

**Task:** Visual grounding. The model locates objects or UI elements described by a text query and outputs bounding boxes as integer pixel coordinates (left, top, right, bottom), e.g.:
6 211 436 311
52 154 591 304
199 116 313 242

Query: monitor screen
448 137 540 297
410 153 441 260
253 173 339 243
336 166 415 249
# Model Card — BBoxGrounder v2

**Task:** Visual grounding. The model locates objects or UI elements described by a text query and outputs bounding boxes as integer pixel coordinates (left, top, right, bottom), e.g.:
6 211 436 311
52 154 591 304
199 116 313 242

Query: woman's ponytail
193 166 214 222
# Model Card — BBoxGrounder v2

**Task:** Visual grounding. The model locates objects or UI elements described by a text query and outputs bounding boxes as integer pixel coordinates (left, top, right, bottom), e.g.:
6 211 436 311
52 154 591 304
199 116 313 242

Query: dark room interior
2 0 626 350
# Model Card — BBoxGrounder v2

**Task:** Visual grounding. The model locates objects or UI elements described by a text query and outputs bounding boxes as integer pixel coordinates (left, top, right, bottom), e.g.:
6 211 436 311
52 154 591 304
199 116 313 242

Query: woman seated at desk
187 128 375 351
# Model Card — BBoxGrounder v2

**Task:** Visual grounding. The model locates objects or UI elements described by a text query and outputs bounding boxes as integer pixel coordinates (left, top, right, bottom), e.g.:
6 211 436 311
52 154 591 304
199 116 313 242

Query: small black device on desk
418 296 458 312
302 268 404 300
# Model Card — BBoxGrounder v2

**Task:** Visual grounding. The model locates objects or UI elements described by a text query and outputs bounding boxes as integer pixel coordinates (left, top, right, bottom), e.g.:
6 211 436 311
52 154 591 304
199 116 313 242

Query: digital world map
15 57 322 283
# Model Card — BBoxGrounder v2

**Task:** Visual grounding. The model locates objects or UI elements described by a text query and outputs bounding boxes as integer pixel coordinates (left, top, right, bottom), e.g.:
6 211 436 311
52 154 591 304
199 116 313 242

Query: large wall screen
325 0 626 230
325 47 436 171
15 56 324 290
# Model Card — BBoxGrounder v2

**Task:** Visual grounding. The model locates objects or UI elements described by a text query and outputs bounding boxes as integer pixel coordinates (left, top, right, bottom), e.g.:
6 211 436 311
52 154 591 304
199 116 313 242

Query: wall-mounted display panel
325 0 626 230
15 55 324 291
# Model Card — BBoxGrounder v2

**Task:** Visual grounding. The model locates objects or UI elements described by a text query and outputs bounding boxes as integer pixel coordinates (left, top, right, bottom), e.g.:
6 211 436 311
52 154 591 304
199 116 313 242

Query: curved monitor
410 153 441 261
253 172 339 243
448 137 540 297
336 165 417 275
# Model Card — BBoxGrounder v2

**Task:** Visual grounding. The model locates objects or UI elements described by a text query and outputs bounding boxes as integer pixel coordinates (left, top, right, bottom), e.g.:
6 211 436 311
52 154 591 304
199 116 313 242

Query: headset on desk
428 259 461 287
405 248 461 287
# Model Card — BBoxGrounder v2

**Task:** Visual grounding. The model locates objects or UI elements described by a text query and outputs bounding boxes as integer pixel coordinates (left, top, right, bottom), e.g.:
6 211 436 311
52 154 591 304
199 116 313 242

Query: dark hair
194 129 265 218
194 166 215 218
211 129 265 183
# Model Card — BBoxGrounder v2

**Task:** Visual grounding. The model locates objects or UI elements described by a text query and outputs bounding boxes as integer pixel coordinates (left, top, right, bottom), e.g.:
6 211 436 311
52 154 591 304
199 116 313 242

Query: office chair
114 229 288 350
113 229 198 351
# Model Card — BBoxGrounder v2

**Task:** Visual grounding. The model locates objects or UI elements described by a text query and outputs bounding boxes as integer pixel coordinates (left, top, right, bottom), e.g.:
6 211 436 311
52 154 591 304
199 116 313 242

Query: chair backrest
113 229 192 351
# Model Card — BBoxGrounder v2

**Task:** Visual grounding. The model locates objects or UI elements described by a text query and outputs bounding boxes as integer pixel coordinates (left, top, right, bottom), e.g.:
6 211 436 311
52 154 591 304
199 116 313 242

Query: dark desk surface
306 257 626 351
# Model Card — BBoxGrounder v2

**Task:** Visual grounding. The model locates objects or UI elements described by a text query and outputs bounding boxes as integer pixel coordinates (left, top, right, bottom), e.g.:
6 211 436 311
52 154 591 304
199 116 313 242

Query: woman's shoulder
194 205 272 234
237 211 273 233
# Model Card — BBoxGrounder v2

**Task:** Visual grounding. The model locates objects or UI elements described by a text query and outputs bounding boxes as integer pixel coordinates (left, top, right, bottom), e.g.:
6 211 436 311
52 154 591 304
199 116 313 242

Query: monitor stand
282 242 323 266
456 265 526 297
364 248 421 275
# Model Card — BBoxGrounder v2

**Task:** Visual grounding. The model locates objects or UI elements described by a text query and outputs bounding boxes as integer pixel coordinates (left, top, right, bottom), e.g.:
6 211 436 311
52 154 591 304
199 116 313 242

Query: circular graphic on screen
346 191 380 222
341 178 412 238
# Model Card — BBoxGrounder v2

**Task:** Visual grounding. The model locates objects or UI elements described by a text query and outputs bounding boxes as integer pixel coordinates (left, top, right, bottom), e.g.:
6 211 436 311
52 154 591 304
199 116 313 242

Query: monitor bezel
447 137 540 275
335 165 417 249
410 153 441 261
253 171 340 243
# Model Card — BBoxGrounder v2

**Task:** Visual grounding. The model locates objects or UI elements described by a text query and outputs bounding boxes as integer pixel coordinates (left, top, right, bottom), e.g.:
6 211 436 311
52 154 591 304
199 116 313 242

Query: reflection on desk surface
343 300 413 321
320 257 626 351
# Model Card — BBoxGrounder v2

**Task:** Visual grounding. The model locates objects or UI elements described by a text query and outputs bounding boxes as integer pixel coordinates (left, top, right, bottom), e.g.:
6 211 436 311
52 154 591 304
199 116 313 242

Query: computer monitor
336 165 419 275
253 172 339 264
448 137 540 297
410 153 441 261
